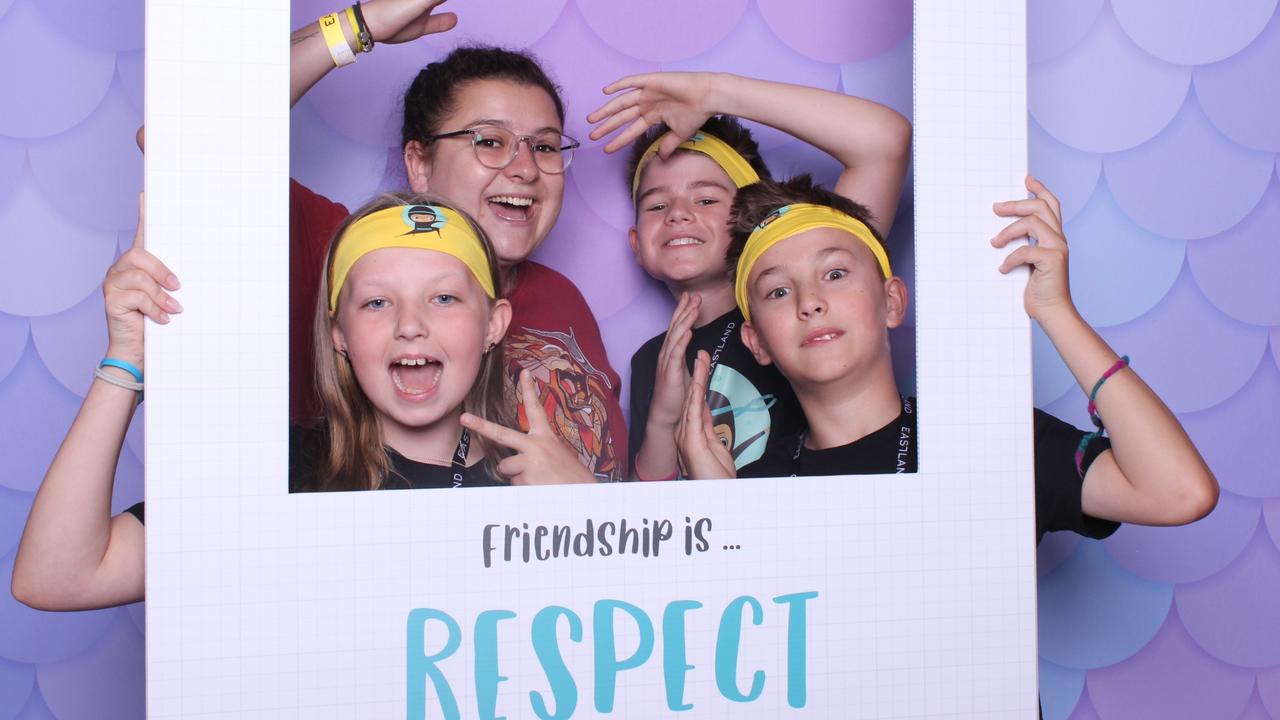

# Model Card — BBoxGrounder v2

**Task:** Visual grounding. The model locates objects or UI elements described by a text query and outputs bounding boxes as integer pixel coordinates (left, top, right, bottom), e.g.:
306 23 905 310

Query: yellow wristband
343 6 363 53
319 12 356 67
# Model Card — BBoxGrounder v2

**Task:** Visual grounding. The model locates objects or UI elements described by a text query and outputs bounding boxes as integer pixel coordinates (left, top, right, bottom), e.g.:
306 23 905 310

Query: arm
12 200 181 610
588 72 912 237
994 177 1218 526
291 0 458 107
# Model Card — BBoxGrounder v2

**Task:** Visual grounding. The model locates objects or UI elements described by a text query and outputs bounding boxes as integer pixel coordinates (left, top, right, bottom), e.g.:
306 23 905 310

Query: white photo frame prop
145 1 1034 717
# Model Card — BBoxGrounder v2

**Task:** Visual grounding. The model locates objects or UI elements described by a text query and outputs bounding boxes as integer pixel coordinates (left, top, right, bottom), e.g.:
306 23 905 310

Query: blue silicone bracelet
100 358 143 383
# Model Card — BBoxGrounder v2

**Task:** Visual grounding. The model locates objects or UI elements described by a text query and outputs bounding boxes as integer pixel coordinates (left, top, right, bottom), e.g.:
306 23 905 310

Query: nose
665 196 694 224
503 138 540 182
394 306 429 340
796 282 826 319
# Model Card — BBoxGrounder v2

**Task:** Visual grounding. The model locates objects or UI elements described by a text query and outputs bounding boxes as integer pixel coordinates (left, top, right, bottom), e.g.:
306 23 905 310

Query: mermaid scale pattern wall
0 0 1277 717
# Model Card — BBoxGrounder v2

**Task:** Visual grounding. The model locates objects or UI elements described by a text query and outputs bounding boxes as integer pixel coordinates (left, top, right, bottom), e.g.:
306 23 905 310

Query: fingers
421 11 456 35
656 130 686 160
497 454 526 482
603 117 654 155
1025 175 1062 225
130 193 146 251
517 370 549 433
115 287 173 324
586 90 639 132
992 198 1061 236
460 412 528 452
990 214 1064 251
600 73 651 97
106 266 182 315
590 104 641 144
113 246 181 292
997 244 1060 275
135 126 145 153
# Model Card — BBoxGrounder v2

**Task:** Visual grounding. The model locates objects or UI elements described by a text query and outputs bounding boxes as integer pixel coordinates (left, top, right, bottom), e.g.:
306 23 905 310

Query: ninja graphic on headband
403 205 445 235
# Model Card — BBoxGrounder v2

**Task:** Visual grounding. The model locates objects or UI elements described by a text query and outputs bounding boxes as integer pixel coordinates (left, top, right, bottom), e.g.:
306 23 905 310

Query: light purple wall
1 1 1277 718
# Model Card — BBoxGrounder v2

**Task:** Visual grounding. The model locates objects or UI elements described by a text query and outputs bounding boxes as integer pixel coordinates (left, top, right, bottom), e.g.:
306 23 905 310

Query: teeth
490 195 532 207
391 363 442 395
666 237 702 247
397 358 429 366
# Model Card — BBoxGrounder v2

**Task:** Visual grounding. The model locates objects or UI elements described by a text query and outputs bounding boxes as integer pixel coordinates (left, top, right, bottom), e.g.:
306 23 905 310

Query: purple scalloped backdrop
1 1 1278 717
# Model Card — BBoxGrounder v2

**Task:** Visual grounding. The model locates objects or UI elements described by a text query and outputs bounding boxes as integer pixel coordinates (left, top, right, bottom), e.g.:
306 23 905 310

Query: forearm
708 73 911 233
633 418 679 480
1040 308 1217 524
290 13 357 107
12 374 142 609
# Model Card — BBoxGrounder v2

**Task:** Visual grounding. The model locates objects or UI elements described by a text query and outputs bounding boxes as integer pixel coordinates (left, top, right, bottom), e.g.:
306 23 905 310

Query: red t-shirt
289 180 627 480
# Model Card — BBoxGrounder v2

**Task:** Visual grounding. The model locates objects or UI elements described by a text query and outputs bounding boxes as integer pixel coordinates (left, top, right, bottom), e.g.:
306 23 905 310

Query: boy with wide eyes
677 174 1218 543
588 71 912 480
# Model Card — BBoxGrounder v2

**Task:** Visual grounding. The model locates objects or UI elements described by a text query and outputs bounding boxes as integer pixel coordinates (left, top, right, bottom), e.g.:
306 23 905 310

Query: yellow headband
631 130 761 199
734 203 891 322
329 204 496 311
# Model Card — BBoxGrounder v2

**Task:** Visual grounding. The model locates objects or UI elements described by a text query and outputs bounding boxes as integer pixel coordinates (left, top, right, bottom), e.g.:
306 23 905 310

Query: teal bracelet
100 358 143 383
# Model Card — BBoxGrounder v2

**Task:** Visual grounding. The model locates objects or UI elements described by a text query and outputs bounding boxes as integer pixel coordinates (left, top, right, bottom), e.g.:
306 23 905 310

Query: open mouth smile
390 355 443 398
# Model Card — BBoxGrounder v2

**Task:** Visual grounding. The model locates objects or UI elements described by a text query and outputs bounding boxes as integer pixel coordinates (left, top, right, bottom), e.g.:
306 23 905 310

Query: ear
740 320 774 367
404 140 432 194
883 276 909 329
628 227 641 262
485 299 513 349
330 314 348 357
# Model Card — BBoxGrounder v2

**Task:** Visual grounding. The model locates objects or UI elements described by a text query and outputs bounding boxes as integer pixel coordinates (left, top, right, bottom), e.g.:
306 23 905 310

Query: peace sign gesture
460 370 598 485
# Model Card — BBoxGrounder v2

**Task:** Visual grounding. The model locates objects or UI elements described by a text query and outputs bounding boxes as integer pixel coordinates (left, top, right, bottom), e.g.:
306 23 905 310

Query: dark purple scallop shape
0 345 83 493
840 33 913 126
1028 0 1106 65
28 81 143 232
1095 265 1269 414
36 615 144 720
1028 119 1102 224
0 486 31 559
528 1 657 161
0 653 34 719
1029 7 1190 154
0 134 25 204
1177 526 1280 667
1186 178 1280 326
600 280 672 402
1104 95 1275 241
1105 490 1260 585
289 98 388 212
116 50 143 117
1178 355 1280 499
1087 606 1255 719
1204 18 1280 139
32 0 142 52
1038 529 1083 578
0 0 115 139
578 0 746 63
13 685 57 720
1112 0 1276 66
1259 665 1280 717
0 183 118 317
1267 499 1280 554
1239 689 1273 720
0 311 28 385
1067 689 1102 720
1062 179 1185 327
30 289 107 398
529 179 648 320
757 0 909 65
1040 658 1086 720
662 3 841 152
565 146 636 241
0 553 117 664
1038 540 1173 669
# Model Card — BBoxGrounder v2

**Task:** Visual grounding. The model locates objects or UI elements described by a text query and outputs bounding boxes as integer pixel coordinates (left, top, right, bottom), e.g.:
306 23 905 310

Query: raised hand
587 72 717 156
103 194 182 370
360 0 458 45
675 351 736 480
460 370 598 485
991 176 1074 322
650 292 700 426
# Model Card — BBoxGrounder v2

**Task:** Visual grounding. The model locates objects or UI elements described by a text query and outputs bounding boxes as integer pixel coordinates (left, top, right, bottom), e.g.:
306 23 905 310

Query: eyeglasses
425 125 580 175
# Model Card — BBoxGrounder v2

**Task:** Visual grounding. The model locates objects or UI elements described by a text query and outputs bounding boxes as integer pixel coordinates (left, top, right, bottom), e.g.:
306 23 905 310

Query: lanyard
451 428 471 488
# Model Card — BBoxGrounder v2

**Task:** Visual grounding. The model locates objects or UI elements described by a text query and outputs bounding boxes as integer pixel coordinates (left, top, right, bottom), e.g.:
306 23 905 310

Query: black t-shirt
289 423 503 492
741 399 1118 543
629 307 804 475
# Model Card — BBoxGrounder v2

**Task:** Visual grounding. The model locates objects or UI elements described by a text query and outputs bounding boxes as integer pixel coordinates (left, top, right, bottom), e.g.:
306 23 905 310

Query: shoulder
631 331 667 370
514 261 587 298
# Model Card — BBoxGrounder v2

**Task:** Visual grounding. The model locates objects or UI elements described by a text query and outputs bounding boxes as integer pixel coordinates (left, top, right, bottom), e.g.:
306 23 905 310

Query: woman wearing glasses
289 0 627 481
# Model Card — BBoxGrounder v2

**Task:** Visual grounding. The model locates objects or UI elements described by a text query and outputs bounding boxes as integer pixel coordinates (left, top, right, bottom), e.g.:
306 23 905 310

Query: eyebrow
751 247 858 290
636 178 735 204
464 118 563 135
